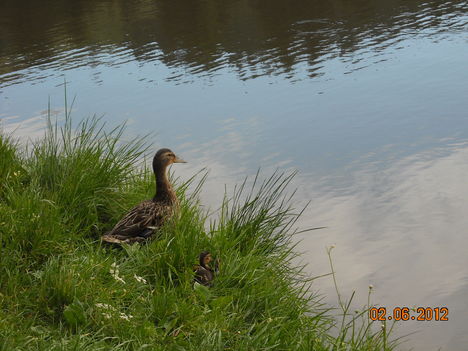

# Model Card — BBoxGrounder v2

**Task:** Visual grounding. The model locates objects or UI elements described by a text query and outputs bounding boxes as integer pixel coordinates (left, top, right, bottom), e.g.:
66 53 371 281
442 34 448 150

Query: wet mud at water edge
1 0 468 349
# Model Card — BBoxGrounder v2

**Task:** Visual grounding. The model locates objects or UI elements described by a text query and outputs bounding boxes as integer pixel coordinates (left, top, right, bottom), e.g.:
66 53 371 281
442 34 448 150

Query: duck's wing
105 200 165 239
193 266 214 286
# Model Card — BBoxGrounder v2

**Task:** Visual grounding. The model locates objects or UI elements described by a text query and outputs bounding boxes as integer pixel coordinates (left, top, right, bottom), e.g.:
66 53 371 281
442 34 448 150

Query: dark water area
1 0 467 85
1 1 468 349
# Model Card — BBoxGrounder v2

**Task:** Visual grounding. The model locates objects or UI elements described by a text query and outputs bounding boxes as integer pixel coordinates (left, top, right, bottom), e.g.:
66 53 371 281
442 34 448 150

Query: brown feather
101 148 184 245
193 265 215 287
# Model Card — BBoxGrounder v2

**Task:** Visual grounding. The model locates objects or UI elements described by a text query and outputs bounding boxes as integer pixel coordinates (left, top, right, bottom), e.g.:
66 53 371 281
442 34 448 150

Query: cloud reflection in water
178 131 468 349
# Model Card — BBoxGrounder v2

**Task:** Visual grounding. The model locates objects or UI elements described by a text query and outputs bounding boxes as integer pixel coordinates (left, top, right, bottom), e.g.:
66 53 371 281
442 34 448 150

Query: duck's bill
174 156 187 163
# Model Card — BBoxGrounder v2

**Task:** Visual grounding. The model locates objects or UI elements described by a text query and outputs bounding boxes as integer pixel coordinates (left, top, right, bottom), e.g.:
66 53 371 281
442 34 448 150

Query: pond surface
1 0 467 349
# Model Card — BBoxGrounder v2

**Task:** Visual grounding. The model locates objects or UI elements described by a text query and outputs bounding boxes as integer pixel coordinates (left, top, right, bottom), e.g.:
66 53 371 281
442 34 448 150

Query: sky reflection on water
296 142 468 349
177 134 468 350
1 0 468 349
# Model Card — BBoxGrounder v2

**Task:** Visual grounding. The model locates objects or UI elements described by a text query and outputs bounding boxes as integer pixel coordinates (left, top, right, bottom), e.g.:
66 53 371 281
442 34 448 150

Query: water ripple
1 0 466 86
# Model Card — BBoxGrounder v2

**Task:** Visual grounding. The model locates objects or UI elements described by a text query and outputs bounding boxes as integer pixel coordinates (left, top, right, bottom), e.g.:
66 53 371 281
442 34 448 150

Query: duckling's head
199 251 212 268
153 148 186 171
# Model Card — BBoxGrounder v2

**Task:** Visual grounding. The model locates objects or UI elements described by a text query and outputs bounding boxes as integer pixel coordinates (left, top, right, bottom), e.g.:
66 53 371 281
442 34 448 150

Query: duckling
193 251 219 287
101 148 186 245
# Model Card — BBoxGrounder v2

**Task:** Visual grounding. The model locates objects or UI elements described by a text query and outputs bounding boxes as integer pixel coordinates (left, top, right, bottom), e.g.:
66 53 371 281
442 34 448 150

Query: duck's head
153 148 186 171
199 251 212 268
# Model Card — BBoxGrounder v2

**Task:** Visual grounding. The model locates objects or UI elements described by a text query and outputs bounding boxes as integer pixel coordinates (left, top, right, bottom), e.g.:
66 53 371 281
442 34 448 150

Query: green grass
0 111 399 350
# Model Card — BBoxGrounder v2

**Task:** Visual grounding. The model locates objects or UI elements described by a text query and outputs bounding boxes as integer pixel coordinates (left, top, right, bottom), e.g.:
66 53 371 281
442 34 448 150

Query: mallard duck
193 251 219 287
101 148 186 245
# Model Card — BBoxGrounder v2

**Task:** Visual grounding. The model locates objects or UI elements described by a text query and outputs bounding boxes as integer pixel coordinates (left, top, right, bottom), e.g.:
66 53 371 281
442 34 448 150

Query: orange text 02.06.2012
368 307 448 321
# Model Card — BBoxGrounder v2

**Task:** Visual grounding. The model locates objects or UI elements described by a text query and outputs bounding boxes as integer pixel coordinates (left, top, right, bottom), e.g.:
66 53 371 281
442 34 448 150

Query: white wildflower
115 275 126 284
134 274 147 284
102 313 112 320
110 262 119 276
119 312 134 321
110 262 126 284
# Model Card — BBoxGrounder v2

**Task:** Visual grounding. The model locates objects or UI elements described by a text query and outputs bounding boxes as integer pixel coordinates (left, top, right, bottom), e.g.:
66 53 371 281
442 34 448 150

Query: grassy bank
0 114 396 350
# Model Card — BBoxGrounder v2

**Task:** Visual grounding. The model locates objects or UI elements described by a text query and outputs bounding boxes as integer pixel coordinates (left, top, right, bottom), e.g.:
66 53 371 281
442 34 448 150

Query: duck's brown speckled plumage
101 148 185 245
194 251 219 287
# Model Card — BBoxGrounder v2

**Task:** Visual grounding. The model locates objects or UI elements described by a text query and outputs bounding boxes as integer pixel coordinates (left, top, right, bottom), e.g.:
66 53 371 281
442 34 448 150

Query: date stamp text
369 307 448 321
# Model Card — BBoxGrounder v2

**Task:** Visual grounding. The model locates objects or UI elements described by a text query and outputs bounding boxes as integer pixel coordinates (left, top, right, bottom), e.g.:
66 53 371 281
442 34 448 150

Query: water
1 0 468 349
